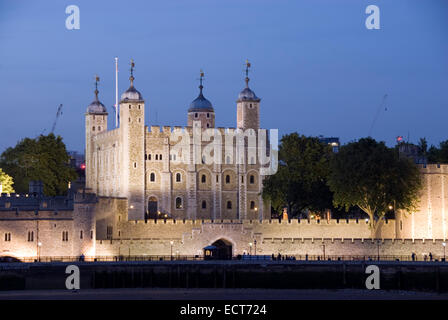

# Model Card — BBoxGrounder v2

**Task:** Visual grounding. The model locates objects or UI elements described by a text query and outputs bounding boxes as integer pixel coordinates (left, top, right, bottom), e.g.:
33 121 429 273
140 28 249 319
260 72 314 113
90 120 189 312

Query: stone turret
85 76 108 191
187 70 215 128
237 60 260 131
119 59 146 220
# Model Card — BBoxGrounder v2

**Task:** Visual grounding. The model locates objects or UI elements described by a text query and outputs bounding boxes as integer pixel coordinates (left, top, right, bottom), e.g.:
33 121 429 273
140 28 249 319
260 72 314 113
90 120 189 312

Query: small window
241 176 244 183
206 123 210 128
129 105 131 109
80 230 83 239
90 230 93 239
62 231 69 242
207 113 210 118
227 201 232 209
98 126 101 131
27 231 34 242
148 154 151 160
145 154 147 160
250 175 255 184
176 173 181 182
150 173 155 182
195 113 198 118
4 233 11 241
226 156 231 164
250 201 255 210
133 162 137 168
201 175 206 183
138 105 141 109
92 126 95 131
176 197 183 209
226 175 230 184
216 175 219 183
155 154 158 160
202 200 207 209
160 154 162 160
106 226 113 240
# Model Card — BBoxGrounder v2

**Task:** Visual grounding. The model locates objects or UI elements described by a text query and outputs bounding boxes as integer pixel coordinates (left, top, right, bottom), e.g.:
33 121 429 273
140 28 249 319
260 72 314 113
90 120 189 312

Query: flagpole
115 57 119 128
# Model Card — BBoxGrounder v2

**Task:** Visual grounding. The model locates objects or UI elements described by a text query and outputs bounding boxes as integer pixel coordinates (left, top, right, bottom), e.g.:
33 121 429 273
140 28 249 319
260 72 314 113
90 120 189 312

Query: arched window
226 156 230 164
150 172 155 182
250 201 255 210
176 173 181 182
250 175 255 184
92 126 95 131
202 200 207 209
175 197 183 209
227 201 232 209
201 174 206 183
225 175 230 184
155 154 158 160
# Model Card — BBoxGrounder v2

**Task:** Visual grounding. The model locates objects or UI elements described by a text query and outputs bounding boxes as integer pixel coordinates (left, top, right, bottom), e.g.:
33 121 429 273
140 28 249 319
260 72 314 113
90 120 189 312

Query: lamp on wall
443 242 446 261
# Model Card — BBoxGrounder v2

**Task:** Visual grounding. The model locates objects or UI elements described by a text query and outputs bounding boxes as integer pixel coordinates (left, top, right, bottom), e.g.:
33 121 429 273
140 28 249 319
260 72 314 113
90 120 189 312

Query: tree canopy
327 137 422 238
0 168 14 193
0 134 77 196
427 139 448 164
262 133 333 218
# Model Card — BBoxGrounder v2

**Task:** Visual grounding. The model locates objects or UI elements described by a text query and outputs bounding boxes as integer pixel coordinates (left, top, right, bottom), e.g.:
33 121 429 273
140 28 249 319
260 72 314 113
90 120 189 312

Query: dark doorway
204 239 233 260
147 197 158 219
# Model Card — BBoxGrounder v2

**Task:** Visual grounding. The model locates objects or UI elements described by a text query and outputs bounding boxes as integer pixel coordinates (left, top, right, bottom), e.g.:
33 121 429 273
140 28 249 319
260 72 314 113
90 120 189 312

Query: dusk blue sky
0 0 447 154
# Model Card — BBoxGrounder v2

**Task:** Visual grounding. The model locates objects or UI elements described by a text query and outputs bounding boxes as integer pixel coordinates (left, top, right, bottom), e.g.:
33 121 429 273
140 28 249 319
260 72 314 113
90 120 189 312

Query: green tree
262 133 333 218
427 140 448 164
0 134 77 196
327 137 422 238
0 168 14 193
418 137 428 157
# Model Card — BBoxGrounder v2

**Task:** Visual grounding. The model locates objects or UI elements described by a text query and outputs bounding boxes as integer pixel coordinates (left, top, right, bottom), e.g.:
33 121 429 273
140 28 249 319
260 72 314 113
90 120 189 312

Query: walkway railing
1 254 446 263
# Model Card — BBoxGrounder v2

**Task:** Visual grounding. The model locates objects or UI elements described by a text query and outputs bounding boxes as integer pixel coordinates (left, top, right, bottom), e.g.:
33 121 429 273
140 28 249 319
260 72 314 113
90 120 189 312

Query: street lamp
37 242 42 262
377 240 381 261
249 242 253 255
170 240 174 260
443 242 446 261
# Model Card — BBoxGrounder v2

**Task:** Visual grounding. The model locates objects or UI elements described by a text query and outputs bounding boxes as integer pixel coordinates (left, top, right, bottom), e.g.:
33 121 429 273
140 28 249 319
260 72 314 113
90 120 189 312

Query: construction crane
368 94 388 137
51 104 63 134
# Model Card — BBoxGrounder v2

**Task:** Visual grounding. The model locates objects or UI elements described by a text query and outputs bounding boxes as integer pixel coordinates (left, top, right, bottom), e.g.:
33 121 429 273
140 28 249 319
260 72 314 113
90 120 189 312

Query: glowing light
80 163 86 170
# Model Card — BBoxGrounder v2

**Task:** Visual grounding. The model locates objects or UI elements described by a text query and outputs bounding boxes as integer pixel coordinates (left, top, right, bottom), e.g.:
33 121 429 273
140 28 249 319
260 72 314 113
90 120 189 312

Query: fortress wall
96 235 448 260
0 210 75 258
